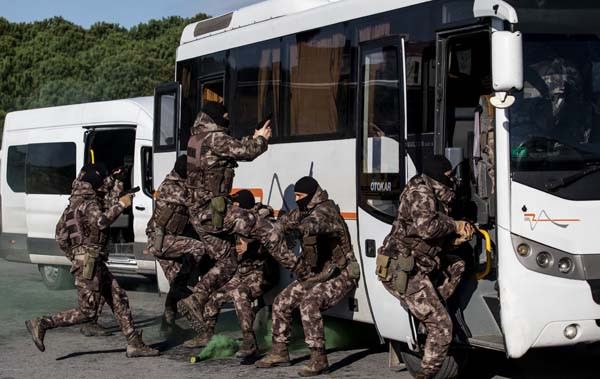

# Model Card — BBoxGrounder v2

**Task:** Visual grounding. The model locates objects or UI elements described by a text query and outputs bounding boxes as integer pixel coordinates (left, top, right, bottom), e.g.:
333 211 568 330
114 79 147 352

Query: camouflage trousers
49 259 135 338
203 269 269 333
272 269 357 350
188 203 295 300
385 255 465 376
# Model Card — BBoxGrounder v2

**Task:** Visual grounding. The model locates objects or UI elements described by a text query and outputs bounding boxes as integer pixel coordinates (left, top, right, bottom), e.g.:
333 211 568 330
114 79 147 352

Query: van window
26 142 76 195
7 145 27 193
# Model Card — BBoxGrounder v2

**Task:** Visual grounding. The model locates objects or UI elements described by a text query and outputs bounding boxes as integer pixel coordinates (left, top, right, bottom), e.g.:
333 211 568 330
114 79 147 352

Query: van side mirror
490 30 523 109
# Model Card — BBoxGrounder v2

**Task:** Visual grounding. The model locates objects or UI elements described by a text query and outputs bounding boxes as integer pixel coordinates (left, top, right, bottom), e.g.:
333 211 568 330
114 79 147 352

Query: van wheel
400 347 469 379
38 265 74 290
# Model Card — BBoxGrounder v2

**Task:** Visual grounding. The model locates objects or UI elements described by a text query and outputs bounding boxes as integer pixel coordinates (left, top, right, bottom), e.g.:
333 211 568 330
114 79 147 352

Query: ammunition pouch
301 235 318 268
376 252 414 295
154 205 188 235
332 245 347 270
210 196 227 229
205 167 235 198
82 248 100 280
347 261 361 280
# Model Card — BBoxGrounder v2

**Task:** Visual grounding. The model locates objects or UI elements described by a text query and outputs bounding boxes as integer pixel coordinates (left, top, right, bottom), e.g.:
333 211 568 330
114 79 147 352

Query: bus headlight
517 243 531 257
536 252 553 268
558 258 573 274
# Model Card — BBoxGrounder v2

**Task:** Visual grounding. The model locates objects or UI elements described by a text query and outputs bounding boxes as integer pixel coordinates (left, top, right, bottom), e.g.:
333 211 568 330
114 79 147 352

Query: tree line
0 13 209 144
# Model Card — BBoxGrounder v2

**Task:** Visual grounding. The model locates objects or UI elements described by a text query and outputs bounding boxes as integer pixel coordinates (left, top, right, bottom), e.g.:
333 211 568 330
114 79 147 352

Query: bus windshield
509 35 600 200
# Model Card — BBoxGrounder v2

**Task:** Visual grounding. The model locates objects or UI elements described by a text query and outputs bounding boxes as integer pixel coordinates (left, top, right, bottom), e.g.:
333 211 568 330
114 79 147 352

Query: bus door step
467 335 505 351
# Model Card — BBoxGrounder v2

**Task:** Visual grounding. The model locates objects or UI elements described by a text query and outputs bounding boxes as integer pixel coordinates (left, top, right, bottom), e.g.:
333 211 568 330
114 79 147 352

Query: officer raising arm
376 155 474 379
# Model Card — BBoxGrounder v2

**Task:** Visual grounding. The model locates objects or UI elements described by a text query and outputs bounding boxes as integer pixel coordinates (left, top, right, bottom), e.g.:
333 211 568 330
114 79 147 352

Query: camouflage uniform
181 111 268 312
202 204 279 335
146 169 206 318
46 180 135 337
378 174 464 378
270 187 360 352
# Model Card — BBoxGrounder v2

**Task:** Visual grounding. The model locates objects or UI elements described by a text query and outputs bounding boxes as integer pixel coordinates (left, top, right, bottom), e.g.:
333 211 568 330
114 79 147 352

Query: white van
0 97 156 289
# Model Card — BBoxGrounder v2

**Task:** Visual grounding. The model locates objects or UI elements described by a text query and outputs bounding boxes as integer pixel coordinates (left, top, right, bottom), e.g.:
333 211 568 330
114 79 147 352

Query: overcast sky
0 0 264 28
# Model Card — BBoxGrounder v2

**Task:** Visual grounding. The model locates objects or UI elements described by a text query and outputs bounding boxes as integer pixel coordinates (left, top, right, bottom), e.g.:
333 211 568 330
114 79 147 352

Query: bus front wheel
38 264 74 290
400 347 469 379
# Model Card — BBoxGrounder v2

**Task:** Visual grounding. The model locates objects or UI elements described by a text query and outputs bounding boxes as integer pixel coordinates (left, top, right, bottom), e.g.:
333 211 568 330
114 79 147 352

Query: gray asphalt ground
1 259 600 379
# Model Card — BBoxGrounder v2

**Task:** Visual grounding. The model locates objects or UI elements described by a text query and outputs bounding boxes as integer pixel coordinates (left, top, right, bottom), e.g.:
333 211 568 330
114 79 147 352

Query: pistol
256 112 273 130
121 186 141 196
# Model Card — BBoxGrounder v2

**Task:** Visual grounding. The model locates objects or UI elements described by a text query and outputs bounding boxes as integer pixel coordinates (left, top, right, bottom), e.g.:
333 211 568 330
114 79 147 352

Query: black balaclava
294 176 319 211
174 154 188 179
232 190 256 210
81 168 104 191
422 155 454 188
202 101 229 129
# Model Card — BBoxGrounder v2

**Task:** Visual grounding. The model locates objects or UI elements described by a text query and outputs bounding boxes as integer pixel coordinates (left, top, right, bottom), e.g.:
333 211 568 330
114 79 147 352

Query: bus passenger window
287 27 350 137
202 80 224 105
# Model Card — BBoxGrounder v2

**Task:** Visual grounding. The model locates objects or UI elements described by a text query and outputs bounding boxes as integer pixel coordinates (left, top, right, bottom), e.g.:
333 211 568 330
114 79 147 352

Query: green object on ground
191 335 240 362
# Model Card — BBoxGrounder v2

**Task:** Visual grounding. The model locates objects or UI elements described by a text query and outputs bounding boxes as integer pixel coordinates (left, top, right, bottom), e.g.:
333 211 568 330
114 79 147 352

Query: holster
154 226 165 252
210 196 227 229
82 248 100 280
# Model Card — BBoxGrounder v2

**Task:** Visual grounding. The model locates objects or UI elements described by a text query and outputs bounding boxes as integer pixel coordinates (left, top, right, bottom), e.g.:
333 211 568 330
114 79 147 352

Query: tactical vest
153 202 189 235
187 131 237 198
300 229 354 275
64 198 108 250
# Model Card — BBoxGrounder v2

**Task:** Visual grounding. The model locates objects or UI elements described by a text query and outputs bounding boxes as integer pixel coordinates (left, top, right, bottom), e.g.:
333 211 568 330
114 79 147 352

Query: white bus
1 98 157 289
152 0 600 377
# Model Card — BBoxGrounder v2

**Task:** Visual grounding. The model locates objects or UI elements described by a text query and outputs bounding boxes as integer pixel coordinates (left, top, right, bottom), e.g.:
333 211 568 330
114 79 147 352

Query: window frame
6 144 28 193
153 82 180 153
356 36 407 225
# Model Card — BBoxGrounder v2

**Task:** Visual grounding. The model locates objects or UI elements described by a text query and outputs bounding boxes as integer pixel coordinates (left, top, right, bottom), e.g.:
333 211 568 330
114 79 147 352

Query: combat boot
126 330 160 358
177 293 208 333
183 330 213 348
255 342 290 368
80 322 112 337
25 316 53 352
298 348 330 377
163 306 176 325
415 371 434 379
235 331 258 358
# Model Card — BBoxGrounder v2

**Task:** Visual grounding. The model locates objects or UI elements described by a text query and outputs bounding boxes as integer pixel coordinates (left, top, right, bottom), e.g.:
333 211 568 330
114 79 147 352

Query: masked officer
146 154 208 326
178 101 272 329
256 176 361 377
80 164 132 337
26 165 159 358
184 190 279 357
375 155 474 379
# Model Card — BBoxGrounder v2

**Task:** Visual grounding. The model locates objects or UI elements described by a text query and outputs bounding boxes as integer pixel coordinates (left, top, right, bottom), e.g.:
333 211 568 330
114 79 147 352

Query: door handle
135 206 146 211
366 239 377 258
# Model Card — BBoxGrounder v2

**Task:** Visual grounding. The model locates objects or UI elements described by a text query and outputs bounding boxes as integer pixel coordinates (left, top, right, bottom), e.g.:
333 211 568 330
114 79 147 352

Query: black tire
38 264 74 290
400 347 469 379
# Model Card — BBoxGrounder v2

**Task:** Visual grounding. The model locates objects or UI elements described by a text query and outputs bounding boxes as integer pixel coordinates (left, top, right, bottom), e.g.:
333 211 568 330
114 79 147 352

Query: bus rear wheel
38 264 74 290
400 347 469 379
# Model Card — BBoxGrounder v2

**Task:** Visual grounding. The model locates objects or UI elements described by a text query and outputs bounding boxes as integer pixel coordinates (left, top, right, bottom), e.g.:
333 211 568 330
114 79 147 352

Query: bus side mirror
490 30 523 109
